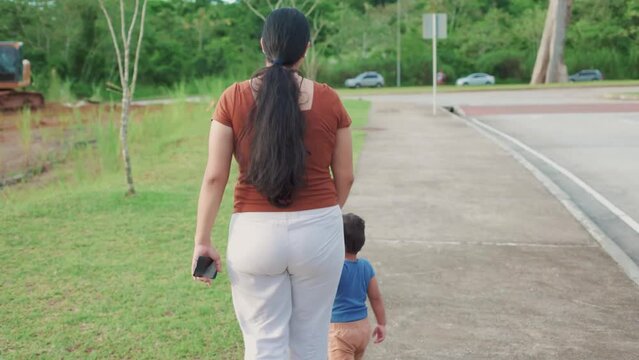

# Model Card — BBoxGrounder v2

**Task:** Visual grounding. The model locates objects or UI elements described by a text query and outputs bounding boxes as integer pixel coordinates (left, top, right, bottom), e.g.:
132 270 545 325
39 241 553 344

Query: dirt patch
0 102 165 185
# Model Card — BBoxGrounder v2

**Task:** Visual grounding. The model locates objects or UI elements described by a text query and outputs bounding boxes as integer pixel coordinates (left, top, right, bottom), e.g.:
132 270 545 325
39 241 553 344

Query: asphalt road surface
355 85 639 269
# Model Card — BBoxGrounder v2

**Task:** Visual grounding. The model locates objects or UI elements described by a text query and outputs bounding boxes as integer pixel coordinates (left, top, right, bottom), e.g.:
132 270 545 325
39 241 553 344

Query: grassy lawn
337 79 639 97
0 98 370 359
603 91 639 100
133 77 232 101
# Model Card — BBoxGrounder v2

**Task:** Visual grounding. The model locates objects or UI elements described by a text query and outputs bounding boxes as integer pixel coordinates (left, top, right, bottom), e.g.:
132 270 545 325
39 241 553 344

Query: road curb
446 106 639 287
339 82 639 98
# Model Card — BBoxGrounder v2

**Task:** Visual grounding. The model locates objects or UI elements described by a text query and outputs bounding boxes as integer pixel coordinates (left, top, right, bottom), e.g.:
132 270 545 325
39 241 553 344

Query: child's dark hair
343 213 365 254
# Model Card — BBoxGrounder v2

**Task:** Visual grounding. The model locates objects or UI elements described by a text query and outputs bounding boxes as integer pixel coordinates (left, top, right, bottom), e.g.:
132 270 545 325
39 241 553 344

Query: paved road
444 86 639 269
471 110 639 259
345 97 639 359
351 86 639 267
355 86 637 106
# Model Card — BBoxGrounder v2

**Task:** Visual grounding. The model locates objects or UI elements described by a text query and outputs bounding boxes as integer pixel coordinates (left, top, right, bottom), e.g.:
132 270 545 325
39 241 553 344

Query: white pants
227 205 345 360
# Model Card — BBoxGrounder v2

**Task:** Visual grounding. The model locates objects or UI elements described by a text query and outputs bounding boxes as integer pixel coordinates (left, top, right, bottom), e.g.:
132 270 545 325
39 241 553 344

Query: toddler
328 213 386 359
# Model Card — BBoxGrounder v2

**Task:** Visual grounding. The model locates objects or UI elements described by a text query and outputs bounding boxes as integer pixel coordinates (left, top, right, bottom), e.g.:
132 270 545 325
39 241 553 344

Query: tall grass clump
191 76 229 102
89 83 108 103
133 76 234 100
16 108 33 166
134 104 209 166
93 105 120 174
46 68 76 103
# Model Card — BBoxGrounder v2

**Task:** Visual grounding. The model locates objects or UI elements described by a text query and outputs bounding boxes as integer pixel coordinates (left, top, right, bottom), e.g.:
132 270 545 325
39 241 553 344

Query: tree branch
311 12 325 42
130 0 148 98
304 0 320 17
119 0 126 49
119 0 129 83
126 0 140 48
244 1 266 21
98 0 125 89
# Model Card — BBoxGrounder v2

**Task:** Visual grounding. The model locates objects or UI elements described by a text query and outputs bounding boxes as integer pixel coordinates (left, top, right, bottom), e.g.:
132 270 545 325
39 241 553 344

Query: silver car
569 69 604 82
456 73 496 86
345 72 384 88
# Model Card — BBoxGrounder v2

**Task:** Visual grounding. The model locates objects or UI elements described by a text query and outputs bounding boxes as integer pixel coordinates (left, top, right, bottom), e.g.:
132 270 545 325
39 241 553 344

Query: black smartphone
193 256 217 279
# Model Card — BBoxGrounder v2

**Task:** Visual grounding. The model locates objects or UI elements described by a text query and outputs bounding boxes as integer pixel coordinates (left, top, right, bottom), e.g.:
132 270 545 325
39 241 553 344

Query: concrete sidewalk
345 101 639 359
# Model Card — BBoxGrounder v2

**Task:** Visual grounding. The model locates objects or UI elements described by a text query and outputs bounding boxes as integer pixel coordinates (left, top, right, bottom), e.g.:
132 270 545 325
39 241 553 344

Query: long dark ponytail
247 8 310 208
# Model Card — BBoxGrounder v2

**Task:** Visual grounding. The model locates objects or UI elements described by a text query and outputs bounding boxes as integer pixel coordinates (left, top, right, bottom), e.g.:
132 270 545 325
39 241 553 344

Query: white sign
423 13 447 39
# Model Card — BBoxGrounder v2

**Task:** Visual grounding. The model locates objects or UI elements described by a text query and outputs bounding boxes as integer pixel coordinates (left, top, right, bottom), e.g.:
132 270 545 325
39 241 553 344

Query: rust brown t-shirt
212 80 352 213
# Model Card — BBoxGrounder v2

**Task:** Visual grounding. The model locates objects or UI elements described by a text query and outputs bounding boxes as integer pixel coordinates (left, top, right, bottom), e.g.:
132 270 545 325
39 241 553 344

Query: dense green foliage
324 0 639 85
1 0 637 97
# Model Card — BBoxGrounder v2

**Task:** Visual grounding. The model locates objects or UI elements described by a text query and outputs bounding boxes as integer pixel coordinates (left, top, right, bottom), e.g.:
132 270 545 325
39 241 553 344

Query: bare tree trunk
120 89 135 195
530 0 572 84
303 10 325 80
546 0 572 82
303 39 322 79
120 0 134 196
304 43 320 79
530 0 555 84
99 0 148 196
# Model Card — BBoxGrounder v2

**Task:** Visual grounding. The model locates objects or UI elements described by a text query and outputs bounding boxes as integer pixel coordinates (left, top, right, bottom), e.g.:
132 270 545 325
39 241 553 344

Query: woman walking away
191 7 355 359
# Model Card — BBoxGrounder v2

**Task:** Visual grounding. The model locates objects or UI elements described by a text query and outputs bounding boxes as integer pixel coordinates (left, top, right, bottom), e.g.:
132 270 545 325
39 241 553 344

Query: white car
456 73 495 86
345 72 384 88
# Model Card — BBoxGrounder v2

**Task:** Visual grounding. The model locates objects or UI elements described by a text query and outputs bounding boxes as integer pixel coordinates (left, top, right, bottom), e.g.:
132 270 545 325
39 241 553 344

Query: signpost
397 0 401 87
423 13 447 115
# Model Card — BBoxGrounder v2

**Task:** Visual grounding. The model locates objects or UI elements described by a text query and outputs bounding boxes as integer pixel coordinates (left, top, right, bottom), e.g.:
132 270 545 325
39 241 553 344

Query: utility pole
432 12 436 115
396 0 401 87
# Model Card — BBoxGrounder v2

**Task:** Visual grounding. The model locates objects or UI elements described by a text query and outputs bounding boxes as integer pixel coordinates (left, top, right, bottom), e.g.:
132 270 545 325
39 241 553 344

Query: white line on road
469 117 639 236
455 113 639 285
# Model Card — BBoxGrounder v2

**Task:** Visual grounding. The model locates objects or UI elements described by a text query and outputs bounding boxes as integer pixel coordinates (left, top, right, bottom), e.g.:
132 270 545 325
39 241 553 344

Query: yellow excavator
0 41 44 110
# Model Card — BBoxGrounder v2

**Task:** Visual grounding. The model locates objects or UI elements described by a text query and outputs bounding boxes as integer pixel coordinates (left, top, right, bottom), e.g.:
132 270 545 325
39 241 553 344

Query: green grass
603 91 639 100
346 99 370 161
0 98 370 359
337 79 639 97
133 77 237 101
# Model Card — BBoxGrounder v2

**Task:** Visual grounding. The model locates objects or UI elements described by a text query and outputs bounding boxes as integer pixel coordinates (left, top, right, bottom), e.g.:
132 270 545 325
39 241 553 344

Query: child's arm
367 276 386 343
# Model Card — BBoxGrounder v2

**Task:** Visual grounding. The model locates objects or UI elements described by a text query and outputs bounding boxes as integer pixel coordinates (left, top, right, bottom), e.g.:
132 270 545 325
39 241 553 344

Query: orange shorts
328 318 372 360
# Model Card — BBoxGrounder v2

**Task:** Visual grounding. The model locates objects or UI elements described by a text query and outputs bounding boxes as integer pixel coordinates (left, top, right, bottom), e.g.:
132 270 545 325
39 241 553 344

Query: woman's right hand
191 243 222 286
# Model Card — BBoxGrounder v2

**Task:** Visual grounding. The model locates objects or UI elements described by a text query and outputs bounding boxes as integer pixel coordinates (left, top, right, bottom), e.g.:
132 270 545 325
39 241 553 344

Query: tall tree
530 0 573 84
98 0 149 195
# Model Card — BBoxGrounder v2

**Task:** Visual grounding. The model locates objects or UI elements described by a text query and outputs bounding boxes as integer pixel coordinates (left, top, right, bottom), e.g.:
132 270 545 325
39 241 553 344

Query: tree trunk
530 0 572 84
99 0 147 195
362 32 367 58
546 0 572 82
303 44 320 80
530 0 556 84
120 88 135 195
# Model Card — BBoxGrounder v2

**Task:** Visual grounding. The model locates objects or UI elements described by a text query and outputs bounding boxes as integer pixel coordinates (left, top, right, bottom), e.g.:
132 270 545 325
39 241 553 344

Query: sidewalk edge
446 107 639 287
